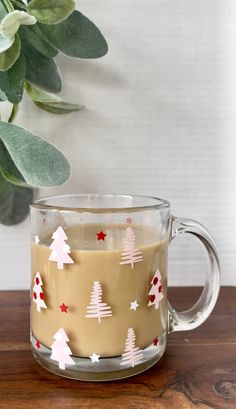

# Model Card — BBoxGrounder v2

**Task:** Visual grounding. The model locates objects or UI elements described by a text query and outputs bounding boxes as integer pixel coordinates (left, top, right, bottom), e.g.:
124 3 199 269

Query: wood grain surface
0 287 235 409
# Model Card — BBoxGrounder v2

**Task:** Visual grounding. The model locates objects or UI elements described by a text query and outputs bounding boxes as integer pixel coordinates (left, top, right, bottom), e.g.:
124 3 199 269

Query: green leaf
0 32 13 53
0 1 7 20
20 24 58 58
39 10 108 59
0 34 21 71
0 122 71 187
0 10 36 38
0 1 14 53
0 53 25 103
35 100 84 114
0 138 28 186
25 81 61 103
0 172 33 225
0 88 7 101
29 0 75 25
20 32 62 93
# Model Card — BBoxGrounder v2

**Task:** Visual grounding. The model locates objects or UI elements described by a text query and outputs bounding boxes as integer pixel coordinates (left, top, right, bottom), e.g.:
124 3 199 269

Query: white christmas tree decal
148 268 164 309
85 281 112 323
120 328 143 367
33 272 47 312
120 227 143 269
50 328 75 370
49 226 74 270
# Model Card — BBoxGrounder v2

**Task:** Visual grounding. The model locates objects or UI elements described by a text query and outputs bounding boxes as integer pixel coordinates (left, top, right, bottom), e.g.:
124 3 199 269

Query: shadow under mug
30 194 220 381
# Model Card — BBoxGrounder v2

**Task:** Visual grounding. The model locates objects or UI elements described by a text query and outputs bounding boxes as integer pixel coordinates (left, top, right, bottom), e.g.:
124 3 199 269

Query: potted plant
0 0 107 225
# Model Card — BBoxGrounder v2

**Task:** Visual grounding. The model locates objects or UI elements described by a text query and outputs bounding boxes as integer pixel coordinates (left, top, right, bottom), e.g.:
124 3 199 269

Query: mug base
31 333 166 381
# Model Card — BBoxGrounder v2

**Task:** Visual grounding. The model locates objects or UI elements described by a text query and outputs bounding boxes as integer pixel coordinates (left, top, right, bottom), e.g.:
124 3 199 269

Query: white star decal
34 235 40 245
130 300 139 311
89 353 100 363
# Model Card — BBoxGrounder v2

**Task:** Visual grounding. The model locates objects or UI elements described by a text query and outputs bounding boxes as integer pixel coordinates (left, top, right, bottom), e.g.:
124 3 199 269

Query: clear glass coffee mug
30 194 220 381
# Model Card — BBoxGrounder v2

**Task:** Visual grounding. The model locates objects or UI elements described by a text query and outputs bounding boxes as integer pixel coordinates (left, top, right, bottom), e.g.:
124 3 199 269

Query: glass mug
30 194 220 381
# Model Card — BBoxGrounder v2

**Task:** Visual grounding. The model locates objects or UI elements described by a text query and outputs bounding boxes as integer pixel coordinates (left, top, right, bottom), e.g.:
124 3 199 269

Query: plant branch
10 0 27 10
3 0 14 12
8 104 19 123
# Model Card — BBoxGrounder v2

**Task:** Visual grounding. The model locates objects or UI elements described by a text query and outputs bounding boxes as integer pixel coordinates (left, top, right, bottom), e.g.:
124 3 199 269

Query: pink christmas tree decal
50 328 75 370
120 227 143 269
49 226 74 270
148 268 164 309
33 272 47 312
120 328 143 367
85 281 112 323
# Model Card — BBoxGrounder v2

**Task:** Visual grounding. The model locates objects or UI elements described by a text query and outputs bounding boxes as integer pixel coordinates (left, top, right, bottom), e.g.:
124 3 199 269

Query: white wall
0 0 235 289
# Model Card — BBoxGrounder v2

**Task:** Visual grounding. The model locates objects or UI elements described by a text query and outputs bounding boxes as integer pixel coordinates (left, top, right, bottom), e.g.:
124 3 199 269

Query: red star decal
36 340 40 349
96 231 107 241
59 303 69 313
153 337 159 347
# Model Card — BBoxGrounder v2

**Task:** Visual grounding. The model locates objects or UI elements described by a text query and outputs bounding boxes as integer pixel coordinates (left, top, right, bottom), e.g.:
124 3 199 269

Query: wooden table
0 287 235 409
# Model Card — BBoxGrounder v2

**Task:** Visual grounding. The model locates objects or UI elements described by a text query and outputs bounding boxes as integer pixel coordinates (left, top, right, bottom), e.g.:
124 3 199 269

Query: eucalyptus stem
10 0 27 10
3 0 14 12
8 104 19 123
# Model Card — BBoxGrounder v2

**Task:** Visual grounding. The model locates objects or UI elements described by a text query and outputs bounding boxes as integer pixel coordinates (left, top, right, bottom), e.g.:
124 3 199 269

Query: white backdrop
0 0 235 289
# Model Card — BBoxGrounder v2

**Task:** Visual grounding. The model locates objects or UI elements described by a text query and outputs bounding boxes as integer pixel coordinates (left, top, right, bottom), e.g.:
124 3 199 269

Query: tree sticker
120 227 143 269
49 226 74 270
50 328 75 370
33 272 47 312
120 328 143 367
148 268 164 309
85 281 112 323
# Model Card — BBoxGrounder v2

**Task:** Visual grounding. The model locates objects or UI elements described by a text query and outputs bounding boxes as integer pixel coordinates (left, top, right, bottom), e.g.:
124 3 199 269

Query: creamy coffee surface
31 224 168 357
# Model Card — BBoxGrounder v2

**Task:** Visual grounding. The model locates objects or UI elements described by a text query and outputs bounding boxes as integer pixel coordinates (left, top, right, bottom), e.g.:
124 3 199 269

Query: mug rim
31 194 170 213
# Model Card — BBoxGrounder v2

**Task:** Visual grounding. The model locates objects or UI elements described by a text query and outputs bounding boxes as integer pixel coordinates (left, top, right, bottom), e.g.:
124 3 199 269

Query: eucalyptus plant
0 0 107 225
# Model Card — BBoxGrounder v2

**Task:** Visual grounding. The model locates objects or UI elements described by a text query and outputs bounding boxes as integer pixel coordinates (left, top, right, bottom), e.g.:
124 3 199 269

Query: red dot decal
33 292 37 300
40 292 44 300
35 277 39 285
158 285 162 293
150 295 155 303
153 277 158 285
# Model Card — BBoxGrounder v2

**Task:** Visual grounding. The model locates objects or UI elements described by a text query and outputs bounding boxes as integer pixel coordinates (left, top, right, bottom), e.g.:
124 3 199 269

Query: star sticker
89 353 100 363
34 235 40 245
96 231 107 241
59 303 69 313
36 339 40 349
130 300 139 311
153 337 159 347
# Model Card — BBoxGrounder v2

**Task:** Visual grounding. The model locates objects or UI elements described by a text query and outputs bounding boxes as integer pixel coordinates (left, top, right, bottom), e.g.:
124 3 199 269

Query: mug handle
168 216 221 332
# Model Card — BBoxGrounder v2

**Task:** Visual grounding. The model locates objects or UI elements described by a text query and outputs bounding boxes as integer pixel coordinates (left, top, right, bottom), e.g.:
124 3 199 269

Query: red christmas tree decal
50 328 75 370
85 281 112 323
120 227 143 269
49 226 74 270
120 328 143 367
148 268 164 309
33 272 47 312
